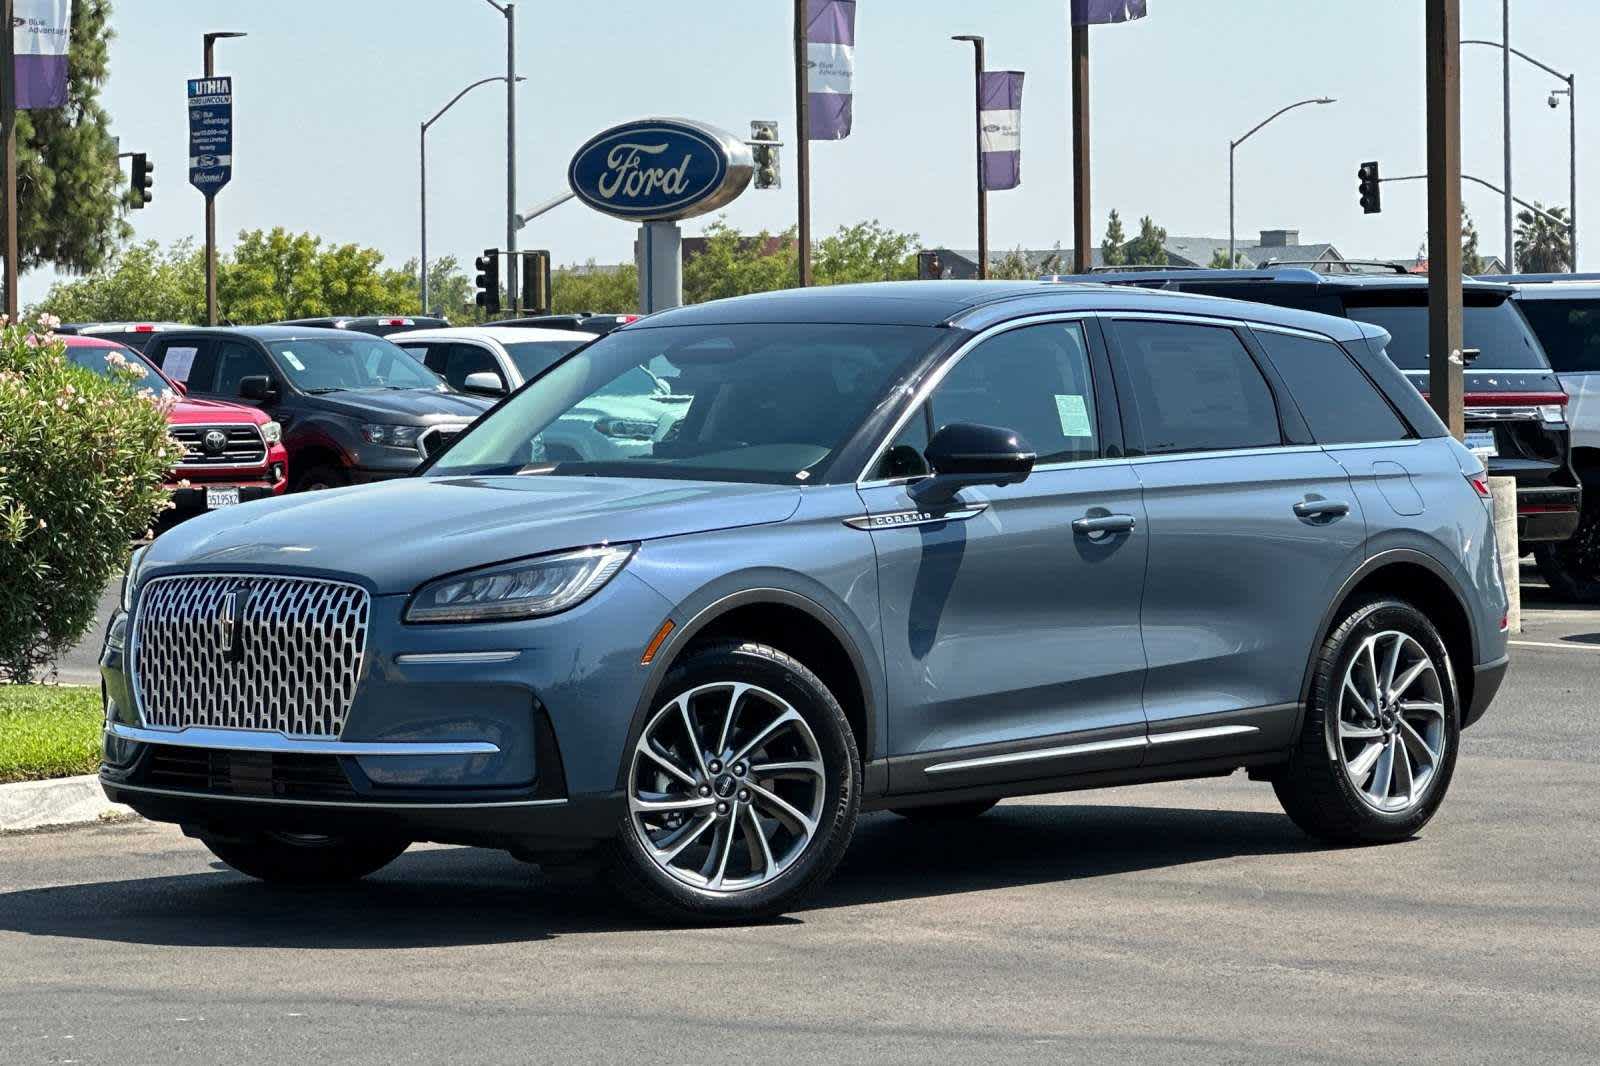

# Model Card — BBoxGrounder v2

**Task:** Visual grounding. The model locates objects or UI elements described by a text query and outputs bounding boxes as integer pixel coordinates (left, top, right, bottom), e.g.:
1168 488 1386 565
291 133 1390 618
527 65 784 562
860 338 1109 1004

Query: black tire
293 463 349 493
1273 597 1460 845
1534 498 1600 603
890 799 999 821
606 641 861 923
202 832 409 884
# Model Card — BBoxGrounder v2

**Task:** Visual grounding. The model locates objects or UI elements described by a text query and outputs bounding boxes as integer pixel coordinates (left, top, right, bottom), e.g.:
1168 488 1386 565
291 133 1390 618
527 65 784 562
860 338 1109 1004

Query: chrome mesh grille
131 575 370 737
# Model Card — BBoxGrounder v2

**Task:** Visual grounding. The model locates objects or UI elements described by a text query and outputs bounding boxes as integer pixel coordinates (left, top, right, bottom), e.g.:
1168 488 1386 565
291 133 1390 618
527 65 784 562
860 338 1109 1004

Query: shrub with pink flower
0 314 177 681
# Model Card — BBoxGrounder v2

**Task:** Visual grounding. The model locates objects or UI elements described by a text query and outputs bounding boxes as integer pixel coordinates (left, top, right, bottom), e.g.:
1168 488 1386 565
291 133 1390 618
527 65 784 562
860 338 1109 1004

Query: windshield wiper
303 386 349 394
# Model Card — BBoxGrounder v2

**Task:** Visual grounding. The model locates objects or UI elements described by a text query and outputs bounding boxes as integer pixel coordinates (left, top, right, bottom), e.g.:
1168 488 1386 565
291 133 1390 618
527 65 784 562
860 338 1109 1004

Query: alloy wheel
628 681 826 893
1336 630 1447 814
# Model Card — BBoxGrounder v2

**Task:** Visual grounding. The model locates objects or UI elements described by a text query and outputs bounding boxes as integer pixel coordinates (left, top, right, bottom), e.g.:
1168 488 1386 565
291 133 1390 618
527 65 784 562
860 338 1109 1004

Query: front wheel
202 832 409 884
1273 598 1460 845
607 641 861 923
1534 498 1600 603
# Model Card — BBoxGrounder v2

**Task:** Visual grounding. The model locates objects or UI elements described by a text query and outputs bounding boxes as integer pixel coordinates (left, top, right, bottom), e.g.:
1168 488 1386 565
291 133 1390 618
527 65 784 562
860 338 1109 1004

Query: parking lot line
1509 639 1600 652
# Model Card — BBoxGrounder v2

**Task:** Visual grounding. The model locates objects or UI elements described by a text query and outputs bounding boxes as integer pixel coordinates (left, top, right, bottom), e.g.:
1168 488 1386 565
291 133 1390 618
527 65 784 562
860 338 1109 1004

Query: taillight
132 324 155 332
1468 475 1493 500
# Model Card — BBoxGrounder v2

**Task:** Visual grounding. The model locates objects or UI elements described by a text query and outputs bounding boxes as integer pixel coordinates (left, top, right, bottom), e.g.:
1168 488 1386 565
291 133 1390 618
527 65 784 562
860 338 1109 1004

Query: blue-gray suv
99 281 1510 922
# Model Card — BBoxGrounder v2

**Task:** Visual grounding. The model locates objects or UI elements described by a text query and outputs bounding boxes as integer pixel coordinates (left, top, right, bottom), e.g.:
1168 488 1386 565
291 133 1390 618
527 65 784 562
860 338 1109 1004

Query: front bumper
167 481 283 512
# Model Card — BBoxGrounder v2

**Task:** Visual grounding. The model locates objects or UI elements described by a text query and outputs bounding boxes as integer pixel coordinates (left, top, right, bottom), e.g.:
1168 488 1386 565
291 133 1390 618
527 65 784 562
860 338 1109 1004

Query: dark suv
1045 267 1582 544
144 326 492 492
271 315 450 337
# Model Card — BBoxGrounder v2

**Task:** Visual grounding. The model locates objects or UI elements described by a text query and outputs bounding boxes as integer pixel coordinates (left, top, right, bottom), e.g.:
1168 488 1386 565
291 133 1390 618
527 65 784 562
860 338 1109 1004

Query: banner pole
1070 19 1090 274
794 0 812 287
2 0 18 319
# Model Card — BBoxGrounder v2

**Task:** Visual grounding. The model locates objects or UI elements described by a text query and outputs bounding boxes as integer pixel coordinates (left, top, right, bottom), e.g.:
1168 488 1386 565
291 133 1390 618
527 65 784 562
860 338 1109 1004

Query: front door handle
1072 513 1137 536
1293 499 1351 521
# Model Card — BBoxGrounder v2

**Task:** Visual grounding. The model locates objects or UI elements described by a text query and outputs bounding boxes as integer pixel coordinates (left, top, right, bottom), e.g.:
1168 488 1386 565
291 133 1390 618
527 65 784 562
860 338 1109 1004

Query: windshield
267 337 443 392
1344 297 1551 371
65 343 175 399
428 322 943 484
504 339 586 381
1516 298 1600 373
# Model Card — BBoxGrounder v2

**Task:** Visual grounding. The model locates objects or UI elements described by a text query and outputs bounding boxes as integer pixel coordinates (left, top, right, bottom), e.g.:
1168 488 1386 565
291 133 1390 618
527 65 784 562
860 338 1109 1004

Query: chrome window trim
103 777 563 810
1322 439 1423 452
106 722 500 757
855 312 1097 489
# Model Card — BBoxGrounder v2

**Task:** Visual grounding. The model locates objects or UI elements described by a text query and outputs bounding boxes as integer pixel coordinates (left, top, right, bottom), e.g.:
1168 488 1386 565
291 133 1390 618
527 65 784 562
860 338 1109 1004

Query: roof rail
1255 258 1412 275
1088 263 1203 273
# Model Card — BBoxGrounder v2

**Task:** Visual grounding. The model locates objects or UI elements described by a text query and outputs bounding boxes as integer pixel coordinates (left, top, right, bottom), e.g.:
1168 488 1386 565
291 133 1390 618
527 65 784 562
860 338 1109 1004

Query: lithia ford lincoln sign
568 118 753 222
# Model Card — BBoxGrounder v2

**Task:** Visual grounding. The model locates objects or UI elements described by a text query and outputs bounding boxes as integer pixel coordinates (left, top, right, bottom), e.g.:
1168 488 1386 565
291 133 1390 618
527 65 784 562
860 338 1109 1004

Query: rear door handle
1072 513 1137 536
1293 499 1351 520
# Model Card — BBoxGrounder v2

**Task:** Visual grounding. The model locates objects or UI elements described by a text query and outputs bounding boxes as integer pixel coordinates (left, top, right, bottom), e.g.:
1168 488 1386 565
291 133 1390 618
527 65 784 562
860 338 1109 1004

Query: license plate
1464 429 1498 458
205 487 241 509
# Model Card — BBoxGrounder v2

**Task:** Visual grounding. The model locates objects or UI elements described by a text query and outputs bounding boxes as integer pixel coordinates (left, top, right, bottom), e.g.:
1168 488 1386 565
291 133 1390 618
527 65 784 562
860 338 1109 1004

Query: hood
310 388 492 423
143 475 803 593
169 395 270 425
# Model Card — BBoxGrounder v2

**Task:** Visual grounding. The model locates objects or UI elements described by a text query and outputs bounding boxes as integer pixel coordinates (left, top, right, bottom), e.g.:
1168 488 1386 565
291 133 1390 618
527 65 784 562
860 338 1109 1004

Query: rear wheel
607 641 860 923
890 799 998 821
1534 497 1600 603
202 832 409 884
1273 598 1460 844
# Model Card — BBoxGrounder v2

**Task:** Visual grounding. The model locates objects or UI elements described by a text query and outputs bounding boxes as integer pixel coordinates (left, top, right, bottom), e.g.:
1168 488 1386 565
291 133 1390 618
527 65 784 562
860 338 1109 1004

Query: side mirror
238 375 277 401
461 371 507 397
910 422 1036 505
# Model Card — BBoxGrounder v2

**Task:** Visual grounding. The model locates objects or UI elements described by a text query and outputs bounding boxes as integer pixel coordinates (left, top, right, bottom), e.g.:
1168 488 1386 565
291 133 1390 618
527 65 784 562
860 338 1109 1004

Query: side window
396 342 441 374
151 341 217 393
1111 320 1281 455
873 322 1099 479
1253 330 1409 444
215 342 274 399
440 344 504 391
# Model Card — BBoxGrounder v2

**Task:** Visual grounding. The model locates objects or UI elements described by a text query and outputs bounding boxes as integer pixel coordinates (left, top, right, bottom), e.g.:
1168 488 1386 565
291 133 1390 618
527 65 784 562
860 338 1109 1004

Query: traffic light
130 152 153 208
750 120 781 190
475 249 500 314
1358 161 1382 215
521 249 551 315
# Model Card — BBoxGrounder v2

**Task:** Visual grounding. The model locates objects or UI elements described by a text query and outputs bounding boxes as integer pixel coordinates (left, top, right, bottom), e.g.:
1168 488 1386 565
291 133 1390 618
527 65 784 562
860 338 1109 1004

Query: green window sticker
1054 394 1093 438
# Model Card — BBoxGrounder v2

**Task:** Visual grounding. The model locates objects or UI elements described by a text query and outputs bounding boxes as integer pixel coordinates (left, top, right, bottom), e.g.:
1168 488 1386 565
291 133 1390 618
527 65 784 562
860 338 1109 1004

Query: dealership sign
568 118 752 223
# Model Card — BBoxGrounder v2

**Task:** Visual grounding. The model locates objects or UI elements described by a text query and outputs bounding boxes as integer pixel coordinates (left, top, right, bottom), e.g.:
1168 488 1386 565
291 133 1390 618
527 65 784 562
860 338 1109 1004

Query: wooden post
1070 22 1091 274
1426 0 1465 439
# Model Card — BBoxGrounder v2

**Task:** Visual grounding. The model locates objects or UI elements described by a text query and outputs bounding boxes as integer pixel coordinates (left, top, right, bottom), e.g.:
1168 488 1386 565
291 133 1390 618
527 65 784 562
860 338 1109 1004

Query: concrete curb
0 773 134 833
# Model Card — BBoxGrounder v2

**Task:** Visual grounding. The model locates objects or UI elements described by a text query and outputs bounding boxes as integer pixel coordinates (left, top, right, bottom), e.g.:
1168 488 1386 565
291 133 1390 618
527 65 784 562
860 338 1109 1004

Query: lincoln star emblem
218 590 247 664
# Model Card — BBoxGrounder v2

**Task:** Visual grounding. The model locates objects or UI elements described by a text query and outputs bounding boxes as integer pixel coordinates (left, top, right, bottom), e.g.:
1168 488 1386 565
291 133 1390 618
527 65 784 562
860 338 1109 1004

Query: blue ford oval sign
568 118 753 223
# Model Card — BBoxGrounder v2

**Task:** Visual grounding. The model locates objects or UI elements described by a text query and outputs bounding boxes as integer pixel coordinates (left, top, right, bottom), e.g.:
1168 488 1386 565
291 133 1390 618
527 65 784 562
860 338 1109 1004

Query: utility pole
481 0 517 315
420 75 511 314
793 0 812 286
1427 0 1465 440
1502 0 1514 274
953 36 987 279
1 0 17 319
1070 20 1090 274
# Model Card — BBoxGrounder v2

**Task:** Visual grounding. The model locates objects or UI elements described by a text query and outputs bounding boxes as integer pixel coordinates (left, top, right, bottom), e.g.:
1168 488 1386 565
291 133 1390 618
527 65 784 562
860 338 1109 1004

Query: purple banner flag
14 0 72 109
979 71 1024 191
806 0 855 140
1071 0 1147 25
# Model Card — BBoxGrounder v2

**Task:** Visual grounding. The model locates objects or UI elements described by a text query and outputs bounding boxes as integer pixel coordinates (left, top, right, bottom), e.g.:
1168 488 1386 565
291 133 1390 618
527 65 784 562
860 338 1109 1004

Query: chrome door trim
843 504 988 530
1146 724 1260 745
855 312 1096 488
923 735 1146 775
394 650 522 665
106 722 501 757
102 777 561 810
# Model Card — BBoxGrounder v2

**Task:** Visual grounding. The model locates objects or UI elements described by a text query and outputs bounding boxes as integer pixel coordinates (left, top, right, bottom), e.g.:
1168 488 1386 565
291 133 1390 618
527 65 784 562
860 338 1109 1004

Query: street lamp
419 75 521 313
481 0 519 310
952 35 987 279
1464 38 1577 271
1228 97 1334 268
202 31 246 326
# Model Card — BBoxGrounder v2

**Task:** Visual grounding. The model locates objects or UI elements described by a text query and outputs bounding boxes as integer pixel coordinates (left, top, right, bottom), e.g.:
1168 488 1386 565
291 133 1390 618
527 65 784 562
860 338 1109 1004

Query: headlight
594 416 659 440
405 544 635 623
261 420 283 444
361 423 422 449
120 544 150 612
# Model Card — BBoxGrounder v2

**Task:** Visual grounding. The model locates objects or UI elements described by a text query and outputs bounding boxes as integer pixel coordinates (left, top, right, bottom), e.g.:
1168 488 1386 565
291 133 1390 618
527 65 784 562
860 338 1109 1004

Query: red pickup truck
62 335 289 513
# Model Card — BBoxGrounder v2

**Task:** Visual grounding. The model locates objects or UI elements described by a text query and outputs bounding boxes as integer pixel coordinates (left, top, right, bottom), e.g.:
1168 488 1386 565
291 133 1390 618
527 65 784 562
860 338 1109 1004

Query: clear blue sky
21 0 1598 304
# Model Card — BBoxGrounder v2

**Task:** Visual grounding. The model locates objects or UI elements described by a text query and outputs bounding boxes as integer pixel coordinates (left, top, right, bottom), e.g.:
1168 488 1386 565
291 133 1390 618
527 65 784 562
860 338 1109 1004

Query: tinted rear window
1517 298 1600 373
1110 320 1282 455
1253 330 1409 444
1343 297 1550 371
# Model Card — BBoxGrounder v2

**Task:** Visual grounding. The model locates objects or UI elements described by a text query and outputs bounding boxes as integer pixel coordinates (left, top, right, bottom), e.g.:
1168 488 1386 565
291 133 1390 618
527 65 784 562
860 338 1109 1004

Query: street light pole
1503 0 1514 275
482 0 517 313
202 31 246 326
1228 97 1335 268
2 0 17 319
953 36 987 279
419 76 512 314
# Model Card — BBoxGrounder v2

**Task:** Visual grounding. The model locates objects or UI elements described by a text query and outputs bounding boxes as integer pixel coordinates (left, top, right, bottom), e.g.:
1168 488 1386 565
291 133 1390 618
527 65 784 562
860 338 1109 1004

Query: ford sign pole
953 36 987 280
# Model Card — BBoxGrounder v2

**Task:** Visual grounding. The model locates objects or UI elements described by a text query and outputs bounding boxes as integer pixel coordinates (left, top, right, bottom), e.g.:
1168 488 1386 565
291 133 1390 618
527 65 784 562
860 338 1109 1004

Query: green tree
1122 216 1169 266
684 220 796 304
1461 205 1486 275
1101 209 1127 267
813 220 918 285
552 261 639 315
31 239 206 322
11 0 131 274
1515 203 1573 274
217 228 417 323
1208 248 1246 269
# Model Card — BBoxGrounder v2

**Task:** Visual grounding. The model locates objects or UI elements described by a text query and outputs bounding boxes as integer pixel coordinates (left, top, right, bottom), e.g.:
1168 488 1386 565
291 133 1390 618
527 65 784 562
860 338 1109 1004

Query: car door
1104 315 1366 760
858 317 1151 792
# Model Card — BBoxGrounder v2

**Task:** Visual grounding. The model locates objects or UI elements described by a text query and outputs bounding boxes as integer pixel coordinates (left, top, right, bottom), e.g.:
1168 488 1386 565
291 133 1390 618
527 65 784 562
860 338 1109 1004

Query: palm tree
1515 203 1573 273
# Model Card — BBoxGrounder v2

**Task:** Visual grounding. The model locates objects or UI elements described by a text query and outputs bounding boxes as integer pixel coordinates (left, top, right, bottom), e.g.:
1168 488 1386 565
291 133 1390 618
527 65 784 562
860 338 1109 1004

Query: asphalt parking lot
5 577 1598 1065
